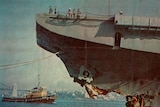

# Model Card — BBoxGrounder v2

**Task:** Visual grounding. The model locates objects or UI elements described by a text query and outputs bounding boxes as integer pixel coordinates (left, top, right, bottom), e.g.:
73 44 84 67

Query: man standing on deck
77 8 81 19
49 6 53 14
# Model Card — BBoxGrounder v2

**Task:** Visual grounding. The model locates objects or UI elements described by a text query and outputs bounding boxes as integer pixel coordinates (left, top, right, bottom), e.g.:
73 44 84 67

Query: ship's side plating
36 13 160 106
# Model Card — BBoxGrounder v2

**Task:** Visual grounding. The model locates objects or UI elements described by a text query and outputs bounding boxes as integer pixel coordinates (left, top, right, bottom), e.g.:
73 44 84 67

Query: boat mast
38 73 40 87
37 49 40 88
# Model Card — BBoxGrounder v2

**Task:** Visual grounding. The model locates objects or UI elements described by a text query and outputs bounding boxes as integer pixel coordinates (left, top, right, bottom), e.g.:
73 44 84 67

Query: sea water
0 99 125 107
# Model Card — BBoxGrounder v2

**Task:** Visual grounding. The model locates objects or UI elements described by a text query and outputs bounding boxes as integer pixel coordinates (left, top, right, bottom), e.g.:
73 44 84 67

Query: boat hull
36 13 160 106
36 22 160 93
2 95 56 103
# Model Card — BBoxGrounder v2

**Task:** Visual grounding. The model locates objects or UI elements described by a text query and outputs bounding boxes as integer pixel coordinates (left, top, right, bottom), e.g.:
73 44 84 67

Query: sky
0 0 86 91
0 0 160 91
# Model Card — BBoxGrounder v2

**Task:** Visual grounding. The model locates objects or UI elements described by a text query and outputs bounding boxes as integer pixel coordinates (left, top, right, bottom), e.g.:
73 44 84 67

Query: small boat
2 84 56 103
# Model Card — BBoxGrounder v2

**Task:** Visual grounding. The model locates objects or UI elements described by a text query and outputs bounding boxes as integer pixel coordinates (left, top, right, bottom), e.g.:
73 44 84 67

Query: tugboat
2 84 56 103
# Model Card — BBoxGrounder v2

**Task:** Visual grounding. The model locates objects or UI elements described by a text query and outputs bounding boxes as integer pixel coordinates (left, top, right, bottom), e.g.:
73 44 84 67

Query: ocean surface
0 89 126 107
0 99 125 107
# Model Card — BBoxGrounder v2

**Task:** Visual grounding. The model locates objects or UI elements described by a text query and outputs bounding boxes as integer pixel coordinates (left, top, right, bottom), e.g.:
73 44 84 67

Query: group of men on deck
67 8 81 18
49 6 57 14
49 6 81 19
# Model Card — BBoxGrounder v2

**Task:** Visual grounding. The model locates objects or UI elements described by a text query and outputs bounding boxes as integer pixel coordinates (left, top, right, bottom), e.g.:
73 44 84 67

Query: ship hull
36 13 160 105
2 95 56 103
36 22 160 93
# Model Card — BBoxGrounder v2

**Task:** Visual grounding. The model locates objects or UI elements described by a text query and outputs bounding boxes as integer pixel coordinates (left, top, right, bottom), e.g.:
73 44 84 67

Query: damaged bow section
84 83 118 99
73 65 122 99
74 77 121 99
74 65 122 99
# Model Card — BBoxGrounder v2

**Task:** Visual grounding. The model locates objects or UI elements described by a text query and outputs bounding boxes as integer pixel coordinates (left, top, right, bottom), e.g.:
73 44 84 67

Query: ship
35 1 160 107
2 84 56 103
